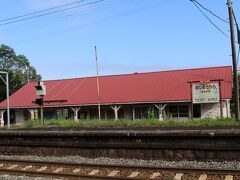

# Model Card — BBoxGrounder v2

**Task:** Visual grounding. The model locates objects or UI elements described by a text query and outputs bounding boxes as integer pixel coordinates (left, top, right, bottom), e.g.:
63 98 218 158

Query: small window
168 104 189 118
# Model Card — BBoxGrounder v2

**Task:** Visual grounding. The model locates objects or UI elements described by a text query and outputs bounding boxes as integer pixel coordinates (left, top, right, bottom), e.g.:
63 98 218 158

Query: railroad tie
225 175 233 180
36 166 47 172
199 174 207 180
53 167 63 173
108 170 120 177
0 175 9 178
88 169 99 176
21 165 32 171
72 168 81 173
150 172 161 179
7 164 18 169
128 171 140 178
174 173 184 180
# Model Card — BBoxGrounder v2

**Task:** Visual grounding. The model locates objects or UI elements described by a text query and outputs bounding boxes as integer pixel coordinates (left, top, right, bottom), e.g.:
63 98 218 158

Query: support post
132 106 135 120
219 81 223 118
6 73 10 128
111 105 121 120
227 0 239 120
154 104 167 121
0 110 5 127
28 109 35 120
34 109 39 119
71 107 81 121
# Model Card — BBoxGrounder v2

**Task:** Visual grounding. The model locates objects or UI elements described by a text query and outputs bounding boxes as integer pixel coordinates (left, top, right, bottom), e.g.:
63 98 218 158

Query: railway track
0 159 238 179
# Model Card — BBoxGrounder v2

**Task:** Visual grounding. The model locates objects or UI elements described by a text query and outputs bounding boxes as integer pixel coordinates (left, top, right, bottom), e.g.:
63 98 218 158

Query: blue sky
0 0 239 80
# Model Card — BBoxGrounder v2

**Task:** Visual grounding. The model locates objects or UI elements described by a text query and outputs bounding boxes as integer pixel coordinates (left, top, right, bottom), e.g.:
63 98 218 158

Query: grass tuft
21 117 240 128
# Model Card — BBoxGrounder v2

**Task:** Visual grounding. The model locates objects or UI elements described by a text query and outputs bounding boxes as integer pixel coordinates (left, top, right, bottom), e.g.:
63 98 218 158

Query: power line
191 0 229 24
237 45 240 65
0 0 104 27
4 0 176 45
190 0 230 39
0 0 86 23
0 0 122 37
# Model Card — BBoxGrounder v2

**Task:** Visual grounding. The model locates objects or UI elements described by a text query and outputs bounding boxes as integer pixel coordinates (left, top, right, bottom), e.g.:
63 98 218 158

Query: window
135 107 148 119
168 104 189 118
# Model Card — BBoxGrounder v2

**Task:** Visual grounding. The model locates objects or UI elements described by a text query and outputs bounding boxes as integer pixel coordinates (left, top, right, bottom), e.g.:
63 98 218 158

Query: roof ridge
40 65 232 82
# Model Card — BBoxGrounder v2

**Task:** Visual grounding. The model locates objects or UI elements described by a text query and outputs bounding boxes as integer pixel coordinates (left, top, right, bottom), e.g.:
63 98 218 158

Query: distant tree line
0 44 41 102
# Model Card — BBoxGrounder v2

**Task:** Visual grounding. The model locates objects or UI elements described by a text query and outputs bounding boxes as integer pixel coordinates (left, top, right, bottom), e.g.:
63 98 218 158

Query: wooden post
154 104 167 121
190 83 194 120
219 81 223 118
111 105 121 120
28 109 35 120
132 106 135 120
0 110 5 127
71 107 81 121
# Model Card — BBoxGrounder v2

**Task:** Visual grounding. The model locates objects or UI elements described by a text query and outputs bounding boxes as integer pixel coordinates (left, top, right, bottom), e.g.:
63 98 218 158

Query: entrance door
193 104 201 118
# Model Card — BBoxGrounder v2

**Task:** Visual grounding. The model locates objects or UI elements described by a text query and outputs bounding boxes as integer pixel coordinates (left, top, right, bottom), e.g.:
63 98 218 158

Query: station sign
35 81 46 96
192 82 220 104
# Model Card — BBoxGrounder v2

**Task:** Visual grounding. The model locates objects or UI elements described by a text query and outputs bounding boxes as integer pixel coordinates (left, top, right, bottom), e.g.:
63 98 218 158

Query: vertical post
219 81 223 118
227 0 239 120
189 82 193 120
40 95 44 125
95 46 101 121
132 106 135 120
6 73 10 128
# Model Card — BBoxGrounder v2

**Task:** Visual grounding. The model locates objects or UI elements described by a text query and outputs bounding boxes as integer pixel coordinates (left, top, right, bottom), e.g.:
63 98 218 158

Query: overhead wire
0 0 86 23
191 0 229 24
0 0 122 37
4 0 176 45
0 0 104 27
190 0 230 39
232 7 240 65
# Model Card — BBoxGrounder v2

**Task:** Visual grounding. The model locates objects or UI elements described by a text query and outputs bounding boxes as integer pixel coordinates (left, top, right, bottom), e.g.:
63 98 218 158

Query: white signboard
192 83 220 104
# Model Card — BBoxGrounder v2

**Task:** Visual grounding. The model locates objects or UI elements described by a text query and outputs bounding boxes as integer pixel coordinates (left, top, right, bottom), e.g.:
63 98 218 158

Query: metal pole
95 46 101 120
6 73 10 128
227 0 239 120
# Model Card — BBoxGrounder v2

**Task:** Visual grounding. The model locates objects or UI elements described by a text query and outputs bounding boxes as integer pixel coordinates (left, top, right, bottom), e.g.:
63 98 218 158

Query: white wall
201 100 231 118
15 109 25 125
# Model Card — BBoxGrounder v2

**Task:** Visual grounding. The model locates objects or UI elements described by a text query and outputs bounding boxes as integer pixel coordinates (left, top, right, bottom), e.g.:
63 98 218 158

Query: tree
0 44 41 102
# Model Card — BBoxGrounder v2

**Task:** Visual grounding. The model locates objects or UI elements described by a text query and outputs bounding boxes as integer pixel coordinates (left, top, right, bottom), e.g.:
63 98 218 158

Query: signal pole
227 0 239 120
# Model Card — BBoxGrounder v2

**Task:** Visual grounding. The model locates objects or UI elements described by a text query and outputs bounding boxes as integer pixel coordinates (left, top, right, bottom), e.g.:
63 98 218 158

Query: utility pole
227 0 239 120
0 71 10 128
95 46 101 121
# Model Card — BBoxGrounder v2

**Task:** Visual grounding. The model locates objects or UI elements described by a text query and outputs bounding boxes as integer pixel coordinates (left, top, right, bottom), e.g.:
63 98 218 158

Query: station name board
192 82 220 104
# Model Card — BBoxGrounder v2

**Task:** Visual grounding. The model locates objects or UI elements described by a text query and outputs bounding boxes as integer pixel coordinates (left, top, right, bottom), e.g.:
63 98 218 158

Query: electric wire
0 0 86 23
0 0 121 37
191 0 229 24
4 0 176 45
0 0 104 27
191 0 230 39
237 45 240 65
232 9 240 45
0 0 172 39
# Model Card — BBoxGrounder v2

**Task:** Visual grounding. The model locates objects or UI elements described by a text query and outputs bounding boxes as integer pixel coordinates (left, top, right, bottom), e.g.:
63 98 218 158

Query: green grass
20 117 240 128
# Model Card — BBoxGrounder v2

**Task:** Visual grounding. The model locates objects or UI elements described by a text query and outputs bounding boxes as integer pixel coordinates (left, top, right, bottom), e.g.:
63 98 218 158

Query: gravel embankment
0 155 239 170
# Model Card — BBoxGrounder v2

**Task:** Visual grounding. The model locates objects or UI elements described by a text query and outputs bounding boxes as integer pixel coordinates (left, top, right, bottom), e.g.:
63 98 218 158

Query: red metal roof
0 66 232 108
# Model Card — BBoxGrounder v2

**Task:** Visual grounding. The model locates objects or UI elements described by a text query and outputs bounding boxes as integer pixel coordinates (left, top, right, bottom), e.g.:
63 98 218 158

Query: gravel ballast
0 155 239 170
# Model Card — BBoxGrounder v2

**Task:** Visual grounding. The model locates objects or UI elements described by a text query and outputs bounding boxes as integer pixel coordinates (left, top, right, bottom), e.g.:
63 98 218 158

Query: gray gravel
0 155 239 170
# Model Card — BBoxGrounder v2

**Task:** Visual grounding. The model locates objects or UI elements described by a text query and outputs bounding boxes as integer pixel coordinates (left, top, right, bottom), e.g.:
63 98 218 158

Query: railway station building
0 66 232 125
